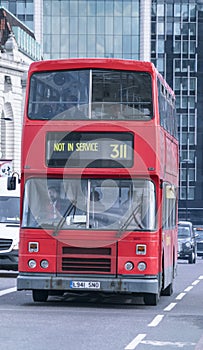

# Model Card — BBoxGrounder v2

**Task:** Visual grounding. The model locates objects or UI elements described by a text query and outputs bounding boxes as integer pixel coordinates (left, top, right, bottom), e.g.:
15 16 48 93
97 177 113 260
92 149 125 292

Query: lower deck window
22 178 156 231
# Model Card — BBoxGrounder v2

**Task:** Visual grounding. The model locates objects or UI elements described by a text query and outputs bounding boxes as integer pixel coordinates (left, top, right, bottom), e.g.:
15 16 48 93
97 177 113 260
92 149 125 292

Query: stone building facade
0 34 33 174
0 7 40 175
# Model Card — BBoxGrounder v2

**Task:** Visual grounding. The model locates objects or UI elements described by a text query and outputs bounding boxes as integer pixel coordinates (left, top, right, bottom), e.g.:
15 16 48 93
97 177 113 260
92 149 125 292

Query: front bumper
17 273 159 294
178 242 193 259
0 250 18 271
197 242 203 256
197 251 203 257
178 249 192 259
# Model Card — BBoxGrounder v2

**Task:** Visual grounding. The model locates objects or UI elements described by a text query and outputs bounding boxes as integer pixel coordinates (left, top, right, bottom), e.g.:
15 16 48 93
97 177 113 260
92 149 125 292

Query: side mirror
7 176 16 190
7 172 20 190
7 173 20 190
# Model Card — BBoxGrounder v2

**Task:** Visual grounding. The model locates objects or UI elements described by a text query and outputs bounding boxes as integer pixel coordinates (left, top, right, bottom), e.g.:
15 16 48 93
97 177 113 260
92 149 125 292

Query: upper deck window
158 79 177 138
28 69 153 121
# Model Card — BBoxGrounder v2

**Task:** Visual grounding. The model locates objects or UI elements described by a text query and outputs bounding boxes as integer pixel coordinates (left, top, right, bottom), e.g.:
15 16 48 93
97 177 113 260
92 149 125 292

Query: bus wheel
144 293 159 306
161 281 173 296
32 289 48 302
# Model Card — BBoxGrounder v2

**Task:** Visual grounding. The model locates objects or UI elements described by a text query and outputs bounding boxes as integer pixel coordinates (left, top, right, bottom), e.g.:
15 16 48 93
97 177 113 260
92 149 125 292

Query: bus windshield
28 69 153 120
22 178 156 231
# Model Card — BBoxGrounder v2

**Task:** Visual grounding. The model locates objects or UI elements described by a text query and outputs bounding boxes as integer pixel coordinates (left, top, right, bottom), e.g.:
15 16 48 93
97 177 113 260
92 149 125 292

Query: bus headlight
40 260 49 269
124 261 134 271
137 262 147 271
28 259 37 269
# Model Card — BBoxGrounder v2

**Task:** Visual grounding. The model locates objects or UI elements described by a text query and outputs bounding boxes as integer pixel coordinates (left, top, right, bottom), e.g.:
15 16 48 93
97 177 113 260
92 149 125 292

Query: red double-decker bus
17 58 178 305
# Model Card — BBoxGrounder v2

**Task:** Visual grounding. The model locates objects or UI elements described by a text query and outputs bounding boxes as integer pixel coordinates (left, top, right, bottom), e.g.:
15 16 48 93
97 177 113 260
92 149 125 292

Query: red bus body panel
17 59 178 302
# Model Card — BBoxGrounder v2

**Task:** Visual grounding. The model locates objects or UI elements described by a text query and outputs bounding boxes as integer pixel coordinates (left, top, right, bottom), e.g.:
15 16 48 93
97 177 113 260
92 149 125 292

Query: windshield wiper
52 200 77 236
116 203 144 238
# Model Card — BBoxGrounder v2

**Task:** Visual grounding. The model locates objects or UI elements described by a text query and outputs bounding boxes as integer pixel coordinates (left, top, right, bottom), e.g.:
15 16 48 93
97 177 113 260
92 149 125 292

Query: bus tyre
161 281 173 296
32 290 48 302
144 293 159 306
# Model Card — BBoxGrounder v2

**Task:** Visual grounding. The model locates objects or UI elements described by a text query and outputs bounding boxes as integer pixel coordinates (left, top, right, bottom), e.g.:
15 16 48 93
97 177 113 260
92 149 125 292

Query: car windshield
196 231 203 239
0 197 20 224
178 226 190 238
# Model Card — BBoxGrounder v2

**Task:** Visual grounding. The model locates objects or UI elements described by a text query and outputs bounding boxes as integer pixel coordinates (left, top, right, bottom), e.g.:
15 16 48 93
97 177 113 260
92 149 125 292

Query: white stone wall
0 35 33 175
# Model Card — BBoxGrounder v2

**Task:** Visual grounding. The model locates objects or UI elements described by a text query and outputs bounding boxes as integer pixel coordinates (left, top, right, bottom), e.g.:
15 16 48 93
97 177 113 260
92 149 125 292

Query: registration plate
70 281 101 289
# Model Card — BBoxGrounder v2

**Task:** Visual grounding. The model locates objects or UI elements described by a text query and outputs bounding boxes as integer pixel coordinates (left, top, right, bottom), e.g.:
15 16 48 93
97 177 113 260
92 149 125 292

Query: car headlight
12 241 19 250
185 241 191 248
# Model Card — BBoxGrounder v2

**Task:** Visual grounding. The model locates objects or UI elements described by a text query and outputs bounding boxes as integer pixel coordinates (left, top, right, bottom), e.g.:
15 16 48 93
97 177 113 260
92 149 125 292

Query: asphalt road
0 259 203 350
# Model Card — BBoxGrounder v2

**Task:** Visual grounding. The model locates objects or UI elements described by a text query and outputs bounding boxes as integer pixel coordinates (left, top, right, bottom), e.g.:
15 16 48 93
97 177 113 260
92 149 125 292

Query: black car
178 221 197 264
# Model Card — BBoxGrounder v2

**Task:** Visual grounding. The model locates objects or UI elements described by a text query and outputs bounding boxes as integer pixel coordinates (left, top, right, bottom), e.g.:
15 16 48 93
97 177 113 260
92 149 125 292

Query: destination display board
46 132 134 168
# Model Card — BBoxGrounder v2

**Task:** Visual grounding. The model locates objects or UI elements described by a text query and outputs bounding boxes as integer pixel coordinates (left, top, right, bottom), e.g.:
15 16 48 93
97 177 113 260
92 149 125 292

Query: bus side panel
162 228 177 289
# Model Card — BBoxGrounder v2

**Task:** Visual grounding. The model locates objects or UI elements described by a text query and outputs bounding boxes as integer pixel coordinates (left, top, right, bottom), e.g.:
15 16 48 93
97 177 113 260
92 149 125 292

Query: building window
157 4 164 17
181 131 195 145
178 113 196 128
43 0 140 59
181 150 196 163
174 4 181 17
180 186 194 200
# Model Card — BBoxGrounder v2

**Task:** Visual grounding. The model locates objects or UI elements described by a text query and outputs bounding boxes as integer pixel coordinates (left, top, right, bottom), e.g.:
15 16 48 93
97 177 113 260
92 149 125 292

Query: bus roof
28 58 174 98
29 58 156 74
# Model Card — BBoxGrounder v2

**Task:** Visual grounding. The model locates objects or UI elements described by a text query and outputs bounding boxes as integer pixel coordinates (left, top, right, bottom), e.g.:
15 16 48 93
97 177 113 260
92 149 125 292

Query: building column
140 0 152 61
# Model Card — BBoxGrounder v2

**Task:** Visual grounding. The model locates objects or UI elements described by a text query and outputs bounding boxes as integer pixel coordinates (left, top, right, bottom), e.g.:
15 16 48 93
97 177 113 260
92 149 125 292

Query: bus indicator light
28 242 39 253
136 244 146 255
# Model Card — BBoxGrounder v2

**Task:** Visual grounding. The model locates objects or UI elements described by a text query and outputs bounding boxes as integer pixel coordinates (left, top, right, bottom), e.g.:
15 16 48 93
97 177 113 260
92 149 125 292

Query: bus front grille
61 246 113 273
62 257 111 272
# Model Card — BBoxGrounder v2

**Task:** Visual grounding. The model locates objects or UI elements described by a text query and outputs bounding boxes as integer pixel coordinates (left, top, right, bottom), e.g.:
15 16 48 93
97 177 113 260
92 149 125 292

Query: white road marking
164 302 177 311
142 340 196 347
0 287 17 296
176 292 186 300
195 333 203 350
192 280 200 286
184 286 193 292
124 276 202 349
148 314 164 327
125 334 146 349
